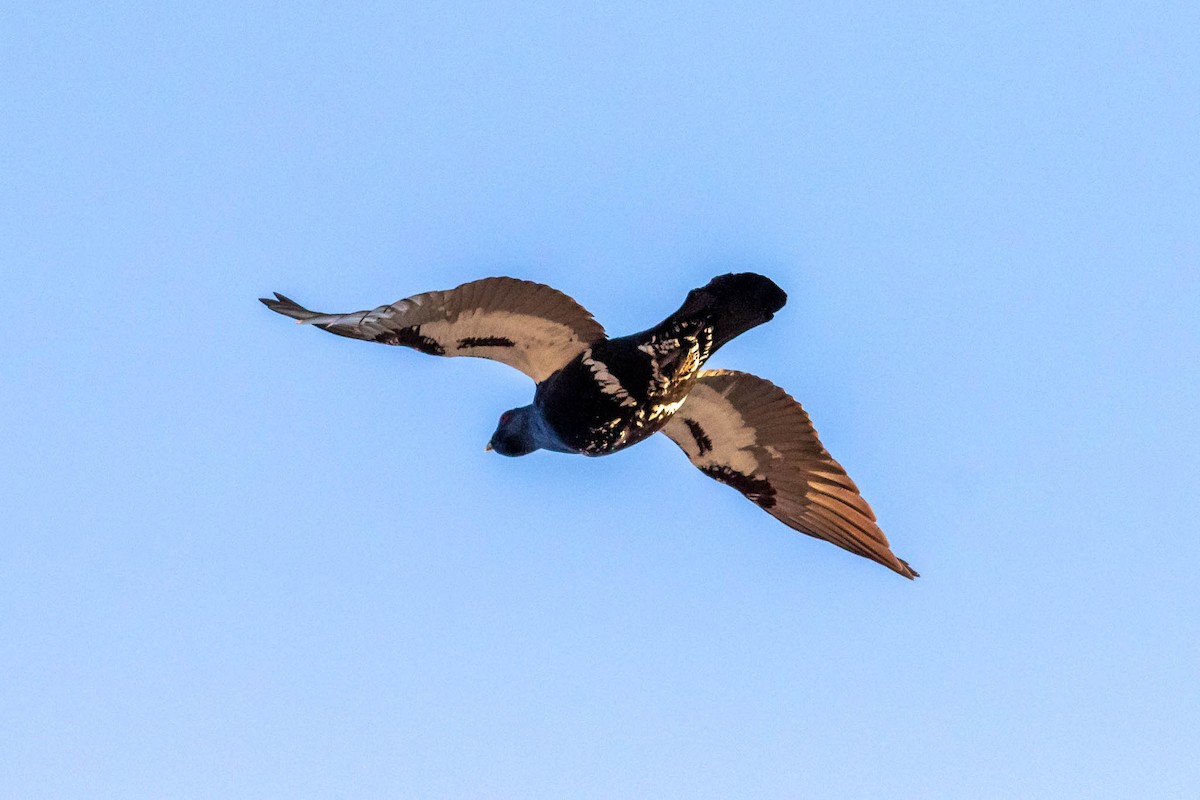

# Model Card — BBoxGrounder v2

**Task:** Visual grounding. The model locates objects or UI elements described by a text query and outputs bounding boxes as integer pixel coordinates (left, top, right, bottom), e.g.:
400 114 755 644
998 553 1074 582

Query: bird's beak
484 442 493 452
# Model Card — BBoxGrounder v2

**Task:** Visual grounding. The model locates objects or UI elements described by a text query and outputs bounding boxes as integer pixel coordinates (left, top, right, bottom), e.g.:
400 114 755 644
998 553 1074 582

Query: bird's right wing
261 277 605 383
660 369 917 578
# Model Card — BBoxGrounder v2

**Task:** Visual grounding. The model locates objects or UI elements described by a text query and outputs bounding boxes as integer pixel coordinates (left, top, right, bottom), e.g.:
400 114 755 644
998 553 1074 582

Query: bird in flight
261 273 917 578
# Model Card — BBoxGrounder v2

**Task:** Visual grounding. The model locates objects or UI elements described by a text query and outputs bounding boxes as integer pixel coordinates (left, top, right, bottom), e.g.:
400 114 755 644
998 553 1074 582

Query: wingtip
259 292 288 310
897 558 920 580
260 292 319 321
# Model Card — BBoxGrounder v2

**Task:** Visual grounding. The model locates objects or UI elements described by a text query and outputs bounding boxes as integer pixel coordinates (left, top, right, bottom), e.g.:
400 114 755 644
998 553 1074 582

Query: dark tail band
666 273 787 352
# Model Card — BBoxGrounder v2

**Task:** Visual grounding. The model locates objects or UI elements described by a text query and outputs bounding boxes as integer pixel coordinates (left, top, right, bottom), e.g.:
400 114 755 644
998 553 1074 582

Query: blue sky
3 2 1198 797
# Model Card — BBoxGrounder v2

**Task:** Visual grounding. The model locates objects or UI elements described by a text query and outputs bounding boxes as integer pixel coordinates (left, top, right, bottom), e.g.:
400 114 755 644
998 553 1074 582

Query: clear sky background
3 2 1198 798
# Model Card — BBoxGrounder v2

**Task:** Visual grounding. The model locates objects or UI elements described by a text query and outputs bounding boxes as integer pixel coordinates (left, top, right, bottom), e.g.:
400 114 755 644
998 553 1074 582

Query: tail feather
665 273 787 352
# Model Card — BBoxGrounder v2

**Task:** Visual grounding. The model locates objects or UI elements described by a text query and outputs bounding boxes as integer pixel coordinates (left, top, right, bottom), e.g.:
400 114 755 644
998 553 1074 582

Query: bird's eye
500 411 511 423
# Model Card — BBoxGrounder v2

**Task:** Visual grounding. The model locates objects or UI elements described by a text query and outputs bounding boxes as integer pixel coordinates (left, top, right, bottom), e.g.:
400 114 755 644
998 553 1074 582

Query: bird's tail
663 273 787 354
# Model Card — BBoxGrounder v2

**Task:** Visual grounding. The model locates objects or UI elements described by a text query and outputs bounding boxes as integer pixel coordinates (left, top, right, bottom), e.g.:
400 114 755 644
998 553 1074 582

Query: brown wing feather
261 277 605 383
660 369 917 578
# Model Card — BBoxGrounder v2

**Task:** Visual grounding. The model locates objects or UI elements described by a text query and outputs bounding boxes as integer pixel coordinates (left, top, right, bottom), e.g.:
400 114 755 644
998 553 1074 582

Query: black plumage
261 273 917 578
535 274 785 455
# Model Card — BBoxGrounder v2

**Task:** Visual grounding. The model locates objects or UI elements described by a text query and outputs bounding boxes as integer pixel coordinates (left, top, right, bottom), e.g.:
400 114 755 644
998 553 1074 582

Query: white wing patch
583 348 638 408
674 380 760 474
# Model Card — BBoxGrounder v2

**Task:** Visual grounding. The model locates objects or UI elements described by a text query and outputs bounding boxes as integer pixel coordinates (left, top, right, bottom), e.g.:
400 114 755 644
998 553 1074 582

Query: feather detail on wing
660 369 917 578
260 277 605 382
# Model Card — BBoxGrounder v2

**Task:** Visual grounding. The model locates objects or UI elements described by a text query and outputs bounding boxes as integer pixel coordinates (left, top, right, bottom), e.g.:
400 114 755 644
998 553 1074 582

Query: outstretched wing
660 370 917 578
261 277 605 383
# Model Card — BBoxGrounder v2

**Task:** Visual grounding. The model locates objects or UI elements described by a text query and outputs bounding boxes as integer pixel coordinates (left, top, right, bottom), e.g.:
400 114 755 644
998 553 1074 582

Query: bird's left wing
660 369 917 578
261 277 605 383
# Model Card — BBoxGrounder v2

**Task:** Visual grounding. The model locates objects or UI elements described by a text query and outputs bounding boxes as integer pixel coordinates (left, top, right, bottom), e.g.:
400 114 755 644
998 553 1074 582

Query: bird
260 273 917 578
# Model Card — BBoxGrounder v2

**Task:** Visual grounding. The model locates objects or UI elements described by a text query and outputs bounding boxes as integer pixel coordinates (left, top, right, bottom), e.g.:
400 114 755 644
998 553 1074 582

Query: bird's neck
526 406 577 454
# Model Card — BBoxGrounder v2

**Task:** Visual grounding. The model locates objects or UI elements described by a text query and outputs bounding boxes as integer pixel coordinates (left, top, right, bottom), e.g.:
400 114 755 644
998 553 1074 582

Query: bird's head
486 406 539 457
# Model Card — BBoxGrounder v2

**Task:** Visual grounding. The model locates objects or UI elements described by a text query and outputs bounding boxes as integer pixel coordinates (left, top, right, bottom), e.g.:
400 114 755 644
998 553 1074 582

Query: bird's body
534 333 701 455
262 273 918 578
531 273 783 456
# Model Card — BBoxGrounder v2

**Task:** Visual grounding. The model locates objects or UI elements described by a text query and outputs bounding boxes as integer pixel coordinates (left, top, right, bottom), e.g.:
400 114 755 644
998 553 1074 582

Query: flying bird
261 274 917 578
